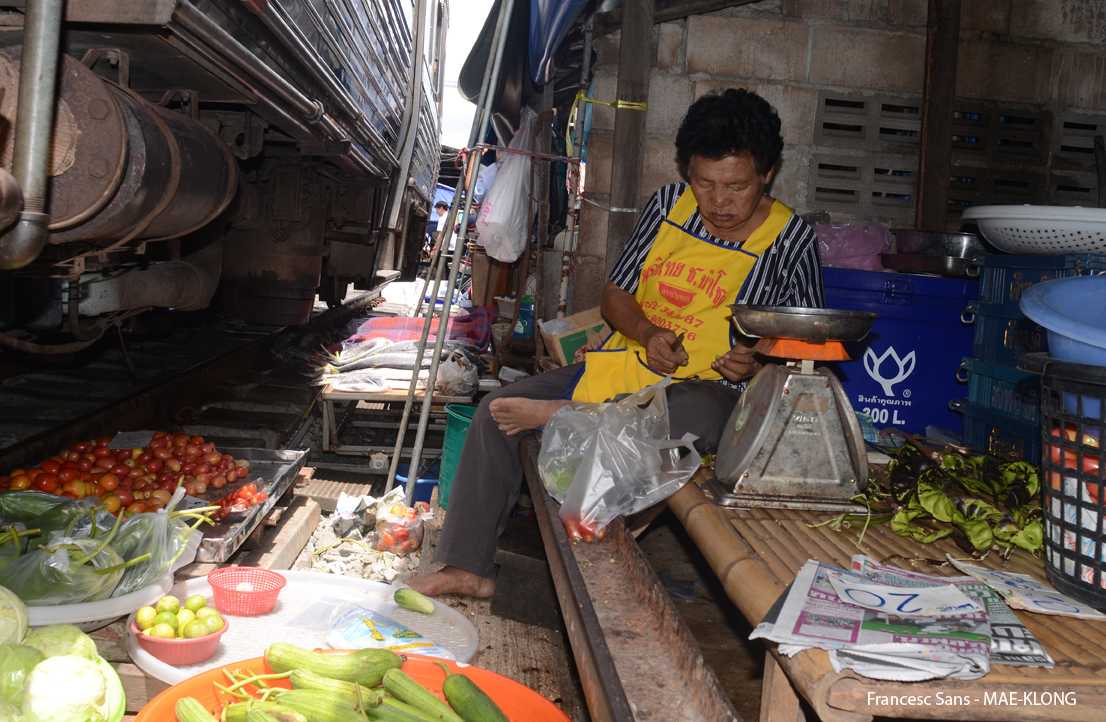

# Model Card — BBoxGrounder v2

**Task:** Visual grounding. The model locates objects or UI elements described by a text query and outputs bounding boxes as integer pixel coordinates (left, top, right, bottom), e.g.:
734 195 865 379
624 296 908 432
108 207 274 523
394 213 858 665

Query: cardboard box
539 308 611 367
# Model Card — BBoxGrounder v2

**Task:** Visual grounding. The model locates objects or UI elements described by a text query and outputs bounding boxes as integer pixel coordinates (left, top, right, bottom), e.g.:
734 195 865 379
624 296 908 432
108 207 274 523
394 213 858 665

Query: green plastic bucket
439 404 477 508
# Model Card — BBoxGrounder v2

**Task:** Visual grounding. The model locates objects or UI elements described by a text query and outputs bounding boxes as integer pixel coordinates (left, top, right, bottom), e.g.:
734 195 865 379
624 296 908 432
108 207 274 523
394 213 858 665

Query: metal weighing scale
710 306 877 511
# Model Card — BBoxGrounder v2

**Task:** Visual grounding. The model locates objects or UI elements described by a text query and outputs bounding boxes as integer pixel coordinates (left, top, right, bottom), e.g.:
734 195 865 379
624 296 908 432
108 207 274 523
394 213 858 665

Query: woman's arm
601 283 687 373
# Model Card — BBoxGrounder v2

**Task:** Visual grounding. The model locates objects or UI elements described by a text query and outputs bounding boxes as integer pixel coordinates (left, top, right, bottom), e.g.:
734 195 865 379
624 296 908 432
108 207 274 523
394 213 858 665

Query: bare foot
489 397 570 435
406 566 495 598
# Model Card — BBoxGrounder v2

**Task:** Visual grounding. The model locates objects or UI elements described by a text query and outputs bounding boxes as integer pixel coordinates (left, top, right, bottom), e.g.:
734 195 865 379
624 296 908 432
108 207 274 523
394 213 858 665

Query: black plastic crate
1040 360 1106 611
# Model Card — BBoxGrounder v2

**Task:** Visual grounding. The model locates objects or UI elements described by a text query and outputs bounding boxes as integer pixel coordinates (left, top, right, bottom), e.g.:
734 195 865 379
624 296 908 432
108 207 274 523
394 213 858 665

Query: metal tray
892 230 987 259
728 306 877 342
881 253 980 278
193 447 308 563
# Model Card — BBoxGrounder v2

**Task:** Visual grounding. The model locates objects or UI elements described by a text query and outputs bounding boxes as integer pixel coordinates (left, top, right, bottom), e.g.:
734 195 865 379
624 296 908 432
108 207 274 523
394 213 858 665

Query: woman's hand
641 326 689 374
712 345 761 382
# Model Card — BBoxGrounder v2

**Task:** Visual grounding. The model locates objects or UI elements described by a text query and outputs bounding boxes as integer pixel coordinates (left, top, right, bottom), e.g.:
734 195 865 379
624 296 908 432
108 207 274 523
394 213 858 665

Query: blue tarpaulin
433 184 455 208
529 0 589 85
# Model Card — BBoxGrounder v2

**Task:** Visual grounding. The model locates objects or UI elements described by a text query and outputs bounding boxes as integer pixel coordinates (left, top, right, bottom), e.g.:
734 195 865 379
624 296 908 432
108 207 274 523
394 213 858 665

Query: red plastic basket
207 566 286 616
131 617 229 666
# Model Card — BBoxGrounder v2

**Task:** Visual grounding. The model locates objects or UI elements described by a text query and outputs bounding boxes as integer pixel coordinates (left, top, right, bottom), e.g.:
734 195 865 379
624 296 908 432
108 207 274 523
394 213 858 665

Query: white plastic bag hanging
476 109 537 263
538 379 702 542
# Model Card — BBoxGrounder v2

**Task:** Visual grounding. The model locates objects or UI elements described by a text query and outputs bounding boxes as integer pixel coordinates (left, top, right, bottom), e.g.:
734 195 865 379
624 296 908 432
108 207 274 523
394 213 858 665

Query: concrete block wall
571 0 1106 310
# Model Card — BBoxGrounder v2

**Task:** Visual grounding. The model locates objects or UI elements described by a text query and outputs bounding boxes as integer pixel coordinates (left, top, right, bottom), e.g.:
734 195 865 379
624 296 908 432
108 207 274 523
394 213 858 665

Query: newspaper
852 556 1054 669
751 559 991 681
948 556 1106 621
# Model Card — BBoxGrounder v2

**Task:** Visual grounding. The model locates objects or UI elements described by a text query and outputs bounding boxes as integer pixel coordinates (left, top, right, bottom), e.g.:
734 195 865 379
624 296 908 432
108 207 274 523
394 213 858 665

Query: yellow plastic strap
567 90 648 156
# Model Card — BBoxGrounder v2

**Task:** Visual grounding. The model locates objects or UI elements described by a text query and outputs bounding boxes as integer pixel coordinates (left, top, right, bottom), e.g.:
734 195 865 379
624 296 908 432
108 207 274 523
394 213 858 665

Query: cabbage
21 625 97 661
0 698 20 722
0 644 43 707
21 655 124 722
0 586 26 645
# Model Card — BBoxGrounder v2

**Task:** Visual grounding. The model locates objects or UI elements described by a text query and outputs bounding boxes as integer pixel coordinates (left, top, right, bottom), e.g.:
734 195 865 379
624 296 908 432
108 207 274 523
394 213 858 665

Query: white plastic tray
126 570 479 684
26 532 202 632
962 204 1106 254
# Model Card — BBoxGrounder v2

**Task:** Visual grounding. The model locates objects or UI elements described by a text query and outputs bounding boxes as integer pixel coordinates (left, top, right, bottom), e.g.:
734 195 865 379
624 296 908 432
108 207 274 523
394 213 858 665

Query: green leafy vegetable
0 643 44 707
22 625 98 661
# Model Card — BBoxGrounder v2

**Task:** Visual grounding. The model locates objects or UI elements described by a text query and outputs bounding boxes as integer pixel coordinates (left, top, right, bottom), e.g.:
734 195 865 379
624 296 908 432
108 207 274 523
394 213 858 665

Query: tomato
39 459 61 474
165 459 182 473
116 490 134 506
126 502 147 515
201 442 215 454
93 446 112 459
145 459 164 473
77 460 93 472
9 475 31 491
98 473 119 491
74 441 91 453
61 480 86 498
35 474 61 494
189 435 205 446
236 466 248 479
183 445 202 459
211 476 226 489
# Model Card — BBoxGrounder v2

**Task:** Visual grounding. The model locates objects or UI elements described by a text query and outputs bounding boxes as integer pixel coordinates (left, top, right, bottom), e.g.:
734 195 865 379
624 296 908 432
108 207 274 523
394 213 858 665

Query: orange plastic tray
134 653 571 722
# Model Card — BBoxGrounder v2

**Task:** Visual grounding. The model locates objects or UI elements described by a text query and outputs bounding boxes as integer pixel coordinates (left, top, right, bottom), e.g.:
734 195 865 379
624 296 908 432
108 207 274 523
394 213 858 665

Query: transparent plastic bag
0 536 125 605
113 488 197 596
539 380 702 541
373 501 432 556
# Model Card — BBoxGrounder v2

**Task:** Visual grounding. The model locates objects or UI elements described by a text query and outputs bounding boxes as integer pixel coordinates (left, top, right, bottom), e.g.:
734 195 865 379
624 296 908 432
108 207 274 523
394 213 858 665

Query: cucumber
382 668 463 722
442 674 510 722
394 587 435 615
175 697 217 722
223 701 307 722
265 642 402 686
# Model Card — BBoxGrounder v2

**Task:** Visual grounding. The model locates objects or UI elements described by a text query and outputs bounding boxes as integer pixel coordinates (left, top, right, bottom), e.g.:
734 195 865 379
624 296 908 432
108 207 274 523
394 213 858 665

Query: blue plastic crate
980 253 1106 306
958 400 1042 464
968 302 1048 366
959 356 1040 424
823 268 979 435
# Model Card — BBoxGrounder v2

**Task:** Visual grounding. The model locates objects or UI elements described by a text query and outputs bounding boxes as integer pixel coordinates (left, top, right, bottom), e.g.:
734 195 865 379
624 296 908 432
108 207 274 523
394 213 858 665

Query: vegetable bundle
825 442 1043 556
174 642 509 722
0 489 213 606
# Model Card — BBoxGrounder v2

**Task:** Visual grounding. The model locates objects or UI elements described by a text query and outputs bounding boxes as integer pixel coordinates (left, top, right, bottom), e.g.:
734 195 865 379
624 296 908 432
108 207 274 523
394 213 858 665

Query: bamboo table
668 483 1106 722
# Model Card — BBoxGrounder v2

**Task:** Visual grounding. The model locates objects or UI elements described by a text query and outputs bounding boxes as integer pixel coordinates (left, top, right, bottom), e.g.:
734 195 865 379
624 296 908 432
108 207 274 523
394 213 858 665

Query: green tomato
155 595 181 614
151 623 177 639
135 606 158 631
183 620 211 639
195 607 220 620
153 611 178 630
202 614 225 634
176 609 196 629
184 595 208 613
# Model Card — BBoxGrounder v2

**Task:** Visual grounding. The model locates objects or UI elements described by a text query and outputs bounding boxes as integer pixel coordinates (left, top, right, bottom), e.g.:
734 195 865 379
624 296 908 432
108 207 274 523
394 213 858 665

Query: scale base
704 478 868 513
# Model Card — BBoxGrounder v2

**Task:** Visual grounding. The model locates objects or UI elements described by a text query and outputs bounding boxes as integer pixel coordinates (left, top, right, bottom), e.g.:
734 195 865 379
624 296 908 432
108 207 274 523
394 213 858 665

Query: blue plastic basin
1020 275 1106 366
395 463 439 504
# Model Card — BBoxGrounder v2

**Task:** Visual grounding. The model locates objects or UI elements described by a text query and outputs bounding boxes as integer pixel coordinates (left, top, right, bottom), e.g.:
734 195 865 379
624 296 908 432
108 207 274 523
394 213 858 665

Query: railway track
0 284 444 479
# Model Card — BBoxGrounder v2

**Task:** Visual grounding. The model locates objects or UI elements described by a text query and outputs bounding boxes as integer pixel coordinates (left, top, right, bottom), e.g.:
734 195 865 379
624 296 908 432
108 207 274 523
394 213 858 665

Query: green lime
184 594 208 613
202 614 225 633
153 611 178 630
135 606 158 630
151 623 177 639
156 595 181 614
177 608 196 628
183 620 211 639
195 607 220 620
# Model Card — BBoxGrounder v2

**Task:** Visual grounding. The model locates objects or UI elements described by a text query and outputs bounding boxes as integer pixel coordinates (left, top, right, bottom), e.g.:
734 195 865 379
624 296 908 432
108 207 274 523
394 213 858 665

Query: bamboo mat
668 484 1106 722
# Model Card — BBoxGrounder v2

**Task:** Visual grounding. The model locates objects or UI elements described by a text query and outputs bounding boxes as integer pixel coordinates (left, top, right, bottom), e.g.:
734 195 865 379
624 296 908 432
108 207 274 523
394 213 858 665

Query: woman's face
687 153 774 236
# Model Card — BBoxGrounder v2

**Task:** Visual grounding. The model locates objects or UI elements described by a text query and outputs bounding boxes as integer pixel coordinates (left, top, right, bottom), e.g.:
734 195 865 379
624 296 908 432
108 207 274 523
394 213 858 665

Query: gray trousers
435 363 742 578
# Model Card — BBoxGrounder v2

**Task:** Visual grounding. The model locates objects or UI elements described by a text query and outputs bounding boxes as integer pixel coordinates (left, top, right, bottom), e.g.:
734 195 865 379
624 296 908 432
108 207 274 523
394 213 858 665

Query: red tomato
75 442 91 453
58 468 79 483
77 460 93 472
236 466 248 479
116 490 134 506
39 459 61 474
98 473 119 492
145 459 164 473
189 435 205 446
93 447 112 459
35 474 61 494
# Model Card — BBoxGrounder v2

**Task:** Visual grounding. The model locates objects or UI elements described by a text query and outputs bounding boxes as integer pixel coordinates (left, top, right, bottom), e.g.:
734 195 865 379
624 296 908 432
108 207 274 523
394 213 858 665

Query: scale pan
729 306 876 343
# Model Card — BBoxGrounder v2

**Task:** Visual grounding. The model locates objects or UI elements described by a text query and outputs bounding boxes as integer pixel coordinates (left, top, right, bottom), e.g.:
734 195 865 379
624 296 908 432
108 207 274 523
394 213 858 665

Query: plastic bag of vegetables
112 487 205 596
0 492 115 546
0 532 132 605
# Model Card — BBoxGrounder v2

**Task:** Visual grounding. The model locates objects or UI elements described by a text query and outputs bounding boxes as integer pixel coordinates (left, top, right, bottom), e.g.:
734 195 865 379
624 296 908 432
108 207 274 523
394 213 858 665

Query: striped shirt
609 182 825 310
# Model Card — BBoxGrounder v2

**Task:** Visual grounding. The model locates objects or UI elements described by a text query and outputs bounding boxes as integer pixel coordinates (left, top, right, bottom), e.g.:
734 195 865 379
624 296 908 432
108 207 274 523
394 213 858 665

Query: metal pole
385 0 516 497
0 0 62 269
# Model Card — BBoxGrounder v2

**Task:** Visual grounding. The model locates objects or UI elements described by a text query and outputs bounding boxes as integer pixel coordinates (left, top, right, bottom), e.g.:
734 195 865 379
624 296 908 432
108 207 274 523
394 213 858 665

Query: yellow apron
572 188 792 402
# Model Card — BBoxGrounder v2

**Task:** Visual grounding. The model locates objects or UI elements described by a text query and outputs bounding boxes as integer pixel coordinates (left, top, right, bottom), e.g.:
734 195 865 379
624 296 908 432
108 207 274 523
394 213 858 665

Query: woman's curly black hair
675 88 783 180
